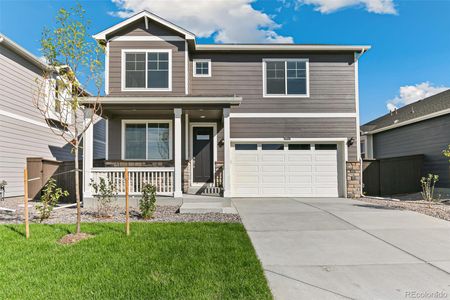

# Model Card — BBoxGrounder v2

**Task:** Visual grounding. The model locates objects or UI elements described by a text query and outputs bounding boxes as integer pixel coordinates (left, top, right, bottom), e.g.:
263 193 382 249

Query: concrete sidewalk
233 197 450 299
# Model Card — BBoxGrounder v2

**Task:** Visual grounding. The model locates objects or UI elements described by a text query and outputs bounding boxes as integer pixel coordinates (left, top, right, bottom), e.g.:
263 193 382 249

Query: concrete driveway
232 197 450 299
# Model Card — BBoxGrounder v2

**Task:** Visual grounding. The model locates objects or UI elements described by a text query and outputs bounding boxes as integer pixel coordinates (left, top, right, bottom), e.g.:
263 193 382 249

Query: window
193 59 211 77
315 144 337 150
360 141 366 159
262 144 284 150
263 59 308 97
123 50 171 91
123 121 172 160
289 144 311 150
235 144 257 150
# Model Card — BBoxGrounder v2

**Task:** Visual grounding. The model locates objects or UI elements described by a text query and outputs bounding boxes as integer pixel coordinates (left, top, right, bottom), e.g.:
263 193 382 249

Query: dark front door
193 127 213 183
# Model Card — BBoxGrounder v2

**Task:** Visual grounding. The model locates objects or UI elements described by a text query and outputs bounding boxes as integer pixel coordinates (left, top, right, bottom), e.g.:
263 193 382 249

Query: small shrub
36 178 68 222
420 174 439 204
139 184 157 219
90 177 117 217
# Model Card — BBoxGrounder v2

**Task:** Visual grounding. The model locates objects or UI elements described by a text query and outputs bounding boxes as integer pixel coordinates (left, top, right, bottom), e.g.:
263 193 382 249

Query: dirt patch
58 233 94 245
359 197 450 222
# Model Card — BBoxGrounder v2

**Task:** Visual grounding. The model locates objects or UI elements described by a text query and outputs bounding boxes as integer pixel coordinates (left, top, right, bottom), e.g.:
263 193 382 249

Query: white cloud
110 0 294 43
297 0 397 14
386 82 449 111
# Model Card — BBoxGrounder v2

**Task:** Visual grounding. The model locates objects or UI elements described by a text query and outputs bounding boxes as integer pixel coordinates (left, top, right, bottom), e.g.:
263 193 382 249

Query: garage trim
230 138 348 197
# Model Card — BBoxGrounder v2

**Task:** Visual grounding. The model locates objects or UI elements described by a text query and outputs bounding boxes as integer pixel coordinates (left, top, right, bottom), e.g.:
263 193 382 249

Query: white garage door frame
230 138 348 198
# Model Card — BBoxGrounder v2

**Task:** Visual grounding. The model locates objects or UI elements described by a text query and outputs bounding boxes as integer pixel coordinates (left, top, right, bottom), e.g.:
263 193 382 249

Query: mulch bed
58 233 94 245
0 198 241 224
358 197 450 222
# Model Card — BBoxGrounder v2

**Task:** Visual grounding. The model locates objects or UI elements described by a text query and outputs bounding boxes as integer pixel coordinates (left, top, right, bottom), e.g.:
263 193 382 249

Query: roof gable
93 11 195 41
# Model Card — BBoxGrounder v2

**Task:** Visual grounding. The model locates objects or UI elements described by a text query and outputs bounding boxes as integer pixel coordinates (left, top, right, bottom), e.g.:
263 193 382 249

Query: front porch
82 97 240 204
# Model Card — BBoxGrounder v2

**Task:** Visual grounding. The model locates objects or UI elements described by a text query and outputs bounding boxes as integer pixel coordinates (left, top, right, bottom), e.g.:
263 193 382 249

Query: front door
193 127 213 183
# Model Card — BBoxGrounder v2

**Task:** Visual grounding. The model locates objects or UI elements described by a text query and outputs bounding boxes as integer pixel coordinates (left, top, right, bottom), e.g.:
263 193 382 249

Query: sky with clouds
0 0 449 123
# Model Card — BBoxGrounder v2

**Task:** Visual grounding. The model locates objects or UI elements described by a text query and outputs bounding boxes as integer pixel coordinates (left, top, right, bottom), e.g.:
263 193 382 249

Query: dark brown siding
373 114 450 188
191 52 356 113
108 40 186 96
231 117 358 160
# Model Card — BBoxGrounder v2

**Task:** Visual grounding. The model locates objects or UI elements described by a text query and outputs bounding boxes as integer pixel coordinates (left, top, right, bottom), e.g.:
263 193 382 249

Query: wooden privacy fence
26 158 104 202
362 154 424 196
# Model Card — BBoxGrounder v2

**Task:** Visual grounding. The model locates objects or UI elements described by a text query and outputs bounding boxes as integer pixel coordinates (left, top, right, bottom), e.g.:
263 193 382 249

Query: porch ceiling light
200 115 206 119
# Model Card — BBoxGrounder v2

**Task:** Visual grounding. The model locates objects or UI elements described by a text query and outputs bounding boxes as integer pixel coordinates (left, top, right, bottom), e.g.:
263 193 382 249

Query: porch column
174 108 183 198
223 108 231 197
82 108 94 199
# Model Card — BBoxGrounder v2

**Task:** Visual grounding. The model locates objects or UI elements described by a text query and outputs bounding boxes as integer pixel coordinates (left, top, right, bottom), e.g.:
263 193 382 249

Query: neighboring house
0 33 105 198
82 10 370 203
361 89 450 190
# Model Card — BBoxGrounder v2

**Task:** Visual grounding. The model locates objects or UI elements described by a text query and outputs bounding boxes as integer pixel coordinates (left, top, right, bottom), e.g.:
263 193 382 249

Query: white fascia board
364 108 450 135
0 34 48 70
230 138 348 143
81 96 242 105
93 11 195 41
195 44 371 52
230 113 356 118
109 36 185 42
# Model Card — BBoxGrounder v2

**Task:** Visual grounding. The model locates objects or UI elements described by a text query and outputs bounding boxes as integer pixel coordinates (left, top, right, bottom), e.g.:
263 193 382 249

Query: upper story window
122 49 172 91
193 59 211 77
263 59 309 97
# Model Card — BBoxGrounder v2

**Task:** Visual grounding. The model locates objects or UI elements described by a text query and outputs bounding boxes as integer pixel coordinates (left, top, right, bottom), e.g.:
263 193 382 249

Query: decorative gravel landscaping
0 198 240 224
358 196 450 222
0 222 272 300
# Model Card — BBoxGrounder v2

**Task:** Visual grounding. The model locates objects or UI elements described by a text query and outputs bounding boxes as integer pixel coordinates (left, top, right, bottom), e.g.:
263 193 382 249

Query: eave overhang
81 96 242 105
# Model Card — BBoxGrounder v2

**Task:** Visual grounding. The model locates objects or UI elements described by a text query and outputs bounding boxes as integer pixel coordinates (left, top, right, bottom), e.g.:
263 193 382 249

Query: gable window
122 49 172 91
193 59 211 77
123 120 172 160
263 59 309 97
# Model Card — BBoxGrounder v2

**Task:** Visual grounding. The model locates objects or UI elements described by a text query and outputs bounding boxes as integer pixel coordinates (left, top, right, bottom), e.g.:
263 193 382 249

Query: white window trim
189 122 217 186
121 49 172 92
121 119 173 161
262 58 310 98
193 59 211 78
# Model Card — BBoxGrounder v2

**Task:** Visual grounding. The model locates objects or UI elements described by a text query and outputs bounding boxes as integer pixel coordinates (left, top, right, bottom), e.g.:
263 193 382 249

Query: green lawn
0 223 272 300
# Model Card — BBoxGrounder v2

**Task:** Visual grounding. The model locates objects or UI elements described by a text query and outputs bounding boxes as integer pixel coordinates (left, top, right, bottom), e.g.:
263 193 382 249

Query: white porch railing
91 167 174 196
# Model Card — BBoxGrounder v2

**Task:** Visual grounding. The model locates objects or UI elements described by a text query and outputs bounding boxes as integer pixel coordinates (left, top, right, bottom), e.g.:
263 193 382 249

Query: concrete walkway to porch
233 197 450 299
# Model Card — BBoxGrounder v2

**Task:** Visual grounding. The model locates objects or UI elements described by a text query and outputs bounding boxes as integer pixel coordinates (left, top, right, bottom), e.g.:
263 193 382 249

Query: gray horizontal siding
190 53 356 113
108 40 186 97
230 117 358 160
373 114 450 188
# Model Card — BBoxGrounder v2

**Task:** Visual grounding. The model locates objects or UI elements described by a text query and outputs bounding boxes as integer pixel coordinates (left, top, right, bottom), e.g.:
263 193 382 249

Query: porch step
187 186 223 196
179 195 237 214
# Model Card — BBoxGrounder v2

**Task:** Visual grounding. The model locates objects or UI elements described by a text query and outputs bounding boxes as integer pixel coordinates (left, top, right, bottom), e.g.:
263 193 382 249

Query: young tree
444 145 450 162
33 4 103 234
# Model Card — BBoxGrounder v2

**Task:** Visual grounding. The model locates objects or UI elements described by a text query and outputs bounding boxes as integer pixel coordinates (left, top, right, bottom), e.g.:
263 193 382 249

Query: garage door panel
261 165 285 172
233 164 259 172
286 165 313 172
287 154 313 162
234 153 258 162
261 154 285 162
287 175 312 184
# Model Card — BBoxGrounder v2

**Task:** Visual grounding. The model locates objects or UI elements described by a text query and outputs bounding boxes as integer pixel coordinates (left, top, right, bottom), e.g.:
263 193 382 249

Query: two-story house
82 10 370 204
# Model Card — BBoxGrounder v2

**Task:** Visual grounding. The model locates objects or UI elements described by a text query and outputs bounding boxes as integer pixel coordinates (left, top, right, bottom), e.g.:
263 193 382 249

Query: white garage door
231 143 339 197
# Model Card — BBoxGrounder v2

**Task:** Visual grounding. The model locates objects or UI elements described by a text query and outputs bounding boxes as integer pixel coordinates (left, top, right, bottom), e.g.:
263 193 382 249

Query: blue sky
0 0 449 123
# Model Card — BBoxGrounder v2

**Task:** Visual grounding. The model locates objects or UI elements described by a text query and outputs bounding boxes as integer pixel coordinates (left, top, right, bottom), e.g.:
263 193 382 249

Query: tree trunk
74 145 81 234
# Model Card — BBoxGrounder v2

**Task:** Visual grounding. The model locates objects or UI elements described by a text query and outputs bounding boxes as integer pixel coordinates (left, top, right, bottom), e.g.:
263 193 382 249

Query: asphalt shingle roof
361 89 450 133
